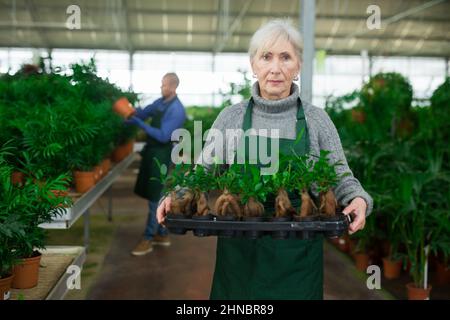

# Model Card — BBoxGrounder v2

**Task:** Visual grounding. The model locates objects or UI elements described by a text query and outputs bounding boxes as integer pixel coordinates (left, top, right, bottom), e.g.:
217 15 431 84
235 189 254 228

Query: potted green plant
156 162 195 218
291 153 318 220
214 163 242 219
429 211 450 286
0 144 26 299
393 171 443 299
271 155 297 219
10 169 70 289
0 143 70 289
234 164 268 239
350 216 376 272
214 164 243 238
312 150 348 219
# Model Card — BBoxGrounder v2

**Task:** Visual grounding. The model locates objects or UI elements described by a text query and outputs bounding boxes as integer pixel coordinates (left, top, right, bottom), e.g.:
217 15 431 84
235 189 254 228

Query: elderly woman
157 19 373 300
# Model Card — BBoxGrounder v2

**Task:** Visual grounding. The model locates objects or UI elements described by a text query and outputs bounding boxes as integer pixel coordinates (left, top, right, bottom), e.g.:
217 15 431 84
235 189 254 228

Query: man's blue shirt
134 96 186 144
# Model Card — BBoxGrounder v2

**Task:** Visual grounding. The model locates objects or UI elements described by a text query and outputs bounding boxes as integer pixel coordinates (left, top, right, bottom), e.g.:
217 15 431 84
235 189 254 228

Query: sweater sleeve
316 109 374 217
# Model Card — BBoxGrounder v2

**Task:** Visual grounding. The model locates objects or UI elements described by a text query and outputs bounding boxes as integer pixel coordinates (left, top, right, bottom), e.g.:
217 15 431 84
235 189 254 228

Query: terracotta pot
381 240 391 258
354 253 370 272
101 158 111 177
0 274 14 300
435 261 450 286
406 283 432 300
382 257 402 280
348 239 357 258
12 253 42 289
111 140 134 163
73 171 95 193
330 237 340 246
11 171 24 185
351 109 366 124
113 97 136 119
93 165 103 182
50 189 69 198
337 235 350 253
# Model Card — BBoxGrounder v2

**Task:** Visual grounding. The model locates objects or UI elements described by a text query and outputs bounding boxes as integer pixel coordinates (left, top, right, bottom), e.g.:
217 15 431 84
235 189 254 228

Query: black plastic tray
165 213 351 239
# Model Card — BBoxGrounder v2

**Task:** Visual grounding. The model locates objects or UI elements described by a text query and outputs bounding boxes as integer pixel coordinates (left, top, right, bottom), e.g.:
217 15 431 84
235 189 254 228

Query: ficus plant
184 165 215 216
238 164 268 218
154 160 196 216
214 163 243 218
291 153 317 218
269 155 297 218
311 150 348 217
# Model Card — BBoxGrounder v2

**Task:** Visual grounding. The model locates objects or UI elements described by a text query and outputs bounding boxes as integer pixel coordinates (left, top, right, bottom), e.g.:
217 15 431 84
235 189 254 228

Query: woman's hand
157 196 172 225
342 197 367 235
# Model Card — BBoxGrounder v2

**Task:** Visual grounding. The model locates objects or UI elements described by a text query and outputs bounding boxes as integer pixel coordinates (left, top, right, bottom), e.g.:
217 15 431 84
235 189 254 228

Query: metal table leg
84 209 90 252
108 186 113 222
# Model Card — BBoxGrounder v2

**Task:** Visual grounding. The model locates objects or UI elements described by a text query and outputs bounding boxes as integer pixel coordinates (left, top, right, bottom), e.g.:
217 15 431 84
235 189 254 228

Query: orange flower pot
101 158 111 177
12 253 42 289
11 171 24 185
112 140 134 163
382 257 402 280
0 274 14 300
354 253 370 272
351 109 366 124
93 165 103 183
113 97 136 119
435 262 450 286
406 283 432 300
74 171 95 193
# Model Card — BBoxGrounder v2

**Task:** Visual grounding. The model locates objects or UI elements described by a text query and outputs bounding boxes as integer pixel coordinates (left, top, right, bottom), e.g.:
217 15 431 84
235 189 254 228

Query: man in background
126 72 186 256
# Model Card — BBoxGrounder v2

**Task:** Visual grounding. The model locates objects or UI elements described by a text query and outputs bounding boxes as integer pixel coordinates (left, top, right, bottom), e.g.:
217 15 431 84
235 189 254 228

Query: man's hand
157 196 172 225
124 116 145 127
342 197 367 235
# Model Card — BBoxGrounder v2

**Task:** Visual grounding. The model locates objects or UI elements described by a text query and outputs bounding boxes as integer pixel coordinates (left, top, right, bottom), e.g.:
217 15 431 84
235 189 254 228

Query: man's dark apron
134 104 173 201
210 98 323 300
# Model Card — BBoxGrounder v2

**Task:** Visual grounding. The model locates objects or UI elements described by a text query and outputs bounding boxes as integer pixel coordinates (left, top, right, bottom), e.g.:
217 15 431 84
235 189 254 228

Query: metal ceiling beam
345 0 447 41
300 0 315 104
216 0 253 53
0 42 447 58
1 25 448 43
24 0 50 48
2 3 449 23
213 0 229 53
119 0 133 52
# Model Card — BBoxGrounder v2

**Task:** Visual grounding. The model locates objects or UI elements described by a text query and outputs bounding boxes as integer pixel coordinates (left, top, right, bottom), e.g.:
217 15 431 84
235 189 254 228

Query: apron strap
243 97 309 151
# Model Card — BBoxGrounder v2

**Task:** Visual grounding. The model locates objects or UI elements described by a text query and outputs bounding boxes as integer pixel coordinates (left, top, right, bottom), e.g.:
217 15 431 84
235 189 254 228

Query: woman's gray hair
248 19 303 62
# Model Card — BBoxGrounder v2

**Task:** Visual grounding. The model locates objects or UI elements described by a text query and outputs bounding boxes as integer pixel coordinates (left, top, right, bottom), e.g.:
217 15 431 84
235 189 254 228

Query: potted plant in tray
183 165 216 236
238 164 269 239
312 150 348 220
214 164 243 238
291 153 317 221
156 162 195 218
271 154 297 219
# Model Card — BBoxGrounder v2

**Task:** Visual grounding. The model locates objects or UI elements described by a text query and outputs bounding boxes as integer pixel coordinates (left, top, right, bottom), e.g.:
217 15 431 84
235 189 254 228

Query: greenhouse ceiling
0 0 449 57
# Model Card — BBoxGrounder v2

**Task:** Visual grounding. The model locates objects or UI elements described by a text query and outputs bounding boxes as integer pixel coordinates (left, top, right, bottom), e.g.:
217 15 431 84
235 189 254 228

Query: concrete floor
85 163 389 300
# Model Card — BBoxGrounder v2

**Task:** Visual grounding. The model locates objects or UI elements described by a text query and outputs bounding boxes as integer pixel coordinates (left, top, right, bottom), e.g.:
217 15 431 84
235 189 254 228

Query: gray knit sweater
197 82 373 216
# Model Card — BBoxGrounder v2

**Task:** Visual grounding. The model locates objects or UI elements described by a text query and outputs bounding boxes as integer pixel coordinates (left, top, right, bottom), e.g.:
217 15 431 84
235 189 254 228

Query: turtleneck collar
251 82 299 114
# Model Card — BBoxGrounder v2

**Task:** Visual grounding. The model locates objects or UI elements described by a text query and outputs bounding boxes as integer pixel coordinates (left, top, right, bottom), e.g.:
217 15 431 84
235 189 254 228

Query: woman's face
251 39 301 100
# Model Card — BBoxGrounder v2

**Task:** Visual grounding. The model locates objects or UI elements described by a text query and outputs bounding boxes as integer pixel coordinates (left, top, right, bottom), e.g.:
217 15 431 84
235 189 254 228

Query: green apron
134 104 173 201
210 98 324 300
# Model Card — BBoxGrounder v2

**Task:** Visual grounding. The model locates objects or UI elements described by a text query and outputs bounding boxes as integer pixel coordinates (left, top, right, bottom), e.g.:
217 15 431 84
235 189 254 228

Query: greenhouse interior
0 0 449 302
